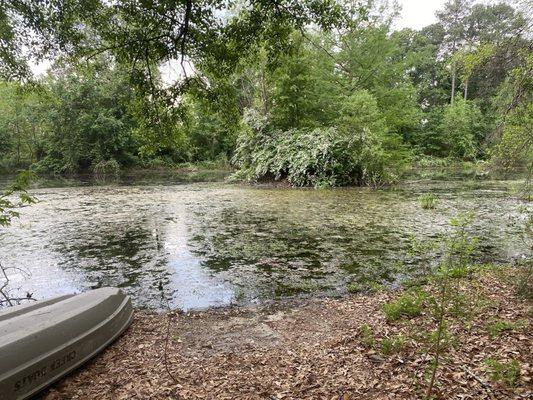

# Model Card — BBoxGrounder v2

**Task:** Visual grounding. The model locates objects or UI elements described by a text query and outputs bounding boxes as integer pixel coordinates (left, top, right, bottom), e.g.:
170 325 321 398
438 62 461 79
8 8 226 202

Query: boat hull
0 288 133 400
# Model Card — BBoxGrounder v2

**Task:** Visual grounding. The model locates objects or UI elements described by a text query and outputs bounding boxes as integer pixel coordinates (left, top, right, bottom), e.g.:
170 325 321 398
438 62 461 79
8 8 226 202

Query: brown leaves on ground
43 270 532 399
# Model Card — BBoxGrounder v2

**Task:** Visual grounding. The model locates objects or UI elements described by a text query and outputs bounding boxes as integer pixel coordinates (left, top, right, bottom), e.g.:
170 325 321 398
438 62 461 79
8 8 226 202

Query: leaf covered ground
44 269 531 399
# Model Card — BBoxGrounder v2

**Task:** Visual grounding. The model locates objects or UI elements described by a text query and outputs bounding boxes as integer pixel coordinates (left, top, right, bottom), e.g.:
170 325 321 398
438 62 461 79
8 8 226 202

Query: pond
0 177 529 310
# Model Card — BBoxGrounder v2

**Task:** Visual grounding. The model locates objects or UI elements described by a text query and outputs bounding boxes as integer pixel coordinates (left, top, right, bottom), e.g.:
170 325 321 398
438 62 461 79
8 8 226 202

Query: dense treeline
0 0 531 185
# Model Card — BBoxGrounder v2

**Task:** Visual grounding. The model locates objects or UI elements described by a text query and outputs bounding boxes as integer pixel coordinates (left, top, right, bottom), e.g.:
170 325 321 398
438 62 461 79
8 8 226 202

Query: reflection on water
0 179 528 310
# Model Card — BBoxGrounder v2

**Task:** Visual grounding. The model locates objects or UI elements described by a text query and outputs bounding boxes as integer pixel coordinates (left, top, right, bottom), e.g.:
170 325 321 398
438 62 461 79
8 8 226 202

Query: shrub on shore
231 91 409 188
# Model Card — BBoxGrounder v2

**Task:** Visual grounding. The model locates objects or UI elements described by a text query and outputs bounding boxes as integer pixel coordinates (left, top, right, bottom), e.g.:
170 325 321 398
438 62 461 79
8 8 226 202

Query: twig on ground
159 283 181 393
462 366 497 400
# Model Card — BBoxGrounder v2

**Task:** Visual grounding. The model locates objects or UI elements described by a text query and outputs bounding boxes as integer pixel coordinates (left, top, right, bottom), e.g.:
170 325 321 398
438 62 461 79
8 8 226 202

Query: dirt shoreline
43 270 531 399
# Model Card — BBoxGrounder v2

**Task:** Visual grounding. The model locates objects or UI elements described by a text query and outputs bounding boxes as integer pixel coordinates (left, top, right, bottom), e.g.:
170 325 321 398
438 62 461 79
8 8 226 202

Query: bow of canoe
0 287 133 400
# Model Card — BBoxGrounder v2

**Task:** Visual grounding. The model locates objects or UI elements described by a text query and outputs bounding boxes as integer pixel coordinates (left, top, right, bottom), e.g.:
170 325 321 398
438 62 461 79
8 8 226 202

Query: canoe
0 287 133 400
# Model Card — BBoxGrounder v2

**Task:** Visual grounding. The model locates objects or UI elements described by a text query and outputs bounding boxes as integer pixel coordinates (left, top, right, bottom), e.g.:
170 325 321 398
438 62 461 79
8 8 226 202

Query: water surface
0 179 529 310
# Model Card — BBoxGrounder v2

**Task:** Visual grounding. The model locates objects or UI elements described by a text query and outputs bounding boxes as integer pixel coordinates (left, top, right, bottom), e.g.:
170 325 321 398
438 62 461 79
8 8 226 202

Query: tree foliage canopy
0 0 531 184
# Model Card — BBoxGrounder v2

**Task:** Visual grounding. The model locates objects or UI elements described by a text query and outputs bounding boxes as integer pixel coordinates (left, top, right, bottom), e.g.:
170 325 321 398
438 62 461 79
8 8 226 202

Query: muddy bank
43 270 531 399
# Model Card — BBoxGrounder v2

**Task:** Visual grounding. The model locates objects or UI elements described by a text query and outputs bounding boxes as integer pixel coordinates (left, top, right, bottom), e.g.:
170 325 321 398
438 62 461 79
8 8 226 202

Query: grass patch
381 334 406 355
383 289 426 322
485 358 521 387
347 281 383 294
295 280 321 293
418 193 438 209
347 282 361 294
486 319 526 339
516 262 533 300
360 324 375 347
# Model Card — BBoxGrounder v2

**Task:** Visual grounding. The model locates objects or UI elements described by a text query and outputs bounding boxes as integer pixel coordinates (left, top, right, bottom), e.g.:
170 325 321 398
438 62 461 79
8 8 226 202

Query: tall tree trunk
450 38 457 105
464 76 469 100
451 61 456 105
261 72 269 115
16 122 21 165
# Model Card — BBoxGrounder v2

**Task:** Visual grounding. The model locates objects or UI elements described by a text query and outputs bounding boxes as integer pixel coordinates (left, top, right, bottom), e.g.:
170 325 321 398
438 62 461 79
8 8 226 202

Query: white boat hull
0 288 133 400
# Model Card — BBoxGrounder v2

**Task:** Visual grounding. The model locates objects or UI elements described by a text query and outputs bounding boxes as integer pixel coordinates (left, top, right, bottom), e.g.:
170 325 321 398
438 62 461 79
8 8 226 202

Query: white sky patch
32 59 52 77
393 0 447 31
159 58 195 88
393 0 523 31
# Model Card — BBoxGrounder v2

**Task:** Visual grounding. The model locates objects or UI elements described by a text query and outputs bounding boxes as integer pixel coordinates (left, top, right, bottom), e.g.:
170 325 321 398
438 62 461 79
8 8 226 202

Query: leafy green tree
0 171 35 227
465 3 527 44
268 34 339 130
337 26 421 139
336 90 387 137
491 51 533 173
396 1 529 158
0 5 29 80
494 101 533 172
459 3 527 109
0 0 351 89
440 98 484 159
337 90 409 184
393 27 448 110
436 1 528 106
0 83 45 169
410 107 447 157
182 93 240 162
0 0 530 183
436 0 473 103
453 44 494 100
37 61 139 173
